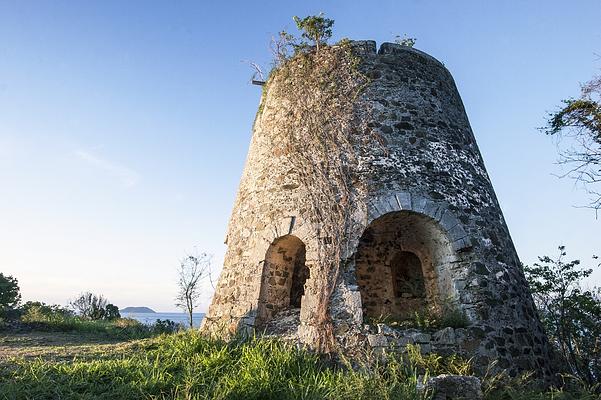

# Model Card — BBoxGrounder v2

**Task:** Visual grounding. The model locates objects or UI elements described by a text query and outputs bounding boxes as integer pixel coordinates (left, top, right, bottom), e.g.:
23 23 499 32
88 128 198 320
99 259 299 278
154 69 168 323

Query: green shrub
483 370 601 400
292 13 334 53
17 303 155 339
437 309 470 329
104 303 121 320
523 247 601 386
0 272 21 316
20 301 73 324
152 318 181 334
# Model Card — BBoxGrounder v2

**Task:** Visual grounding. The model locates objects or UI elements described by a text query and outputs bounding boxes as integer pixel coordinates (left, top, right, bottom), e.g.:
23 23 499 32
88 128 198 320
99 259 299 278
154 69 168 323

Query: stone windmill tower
202 41 553 377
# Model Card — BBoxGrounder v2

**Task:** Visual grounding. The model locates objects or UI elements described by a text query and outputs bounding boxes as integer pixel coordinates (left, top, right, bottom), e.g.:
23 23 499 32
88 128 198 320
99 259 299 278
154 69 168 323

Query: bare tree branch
175 251 212 329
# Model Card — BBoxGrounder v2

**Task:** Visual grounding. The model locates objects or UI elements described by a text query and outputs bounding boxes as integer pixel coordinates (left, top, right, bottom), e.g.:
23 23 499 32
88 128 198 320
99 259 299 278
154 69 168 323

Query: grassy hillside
1 330 598 400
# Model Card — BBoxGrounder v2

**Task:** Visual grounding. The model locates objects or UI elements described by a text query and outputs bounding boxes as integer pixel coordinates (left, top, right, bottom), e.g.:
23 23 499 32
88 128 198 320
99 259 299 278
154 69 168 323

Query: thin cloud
75 149 139 187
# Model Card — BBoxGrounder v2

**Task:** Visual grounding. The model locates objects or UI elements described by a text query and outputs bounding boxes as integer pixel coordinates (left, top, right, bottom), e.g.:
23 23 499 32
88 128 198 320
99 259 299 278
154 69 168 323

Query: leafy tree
176 252 212 329
543 74 601 212
0 273 21 315
70 292 108 320
523 246 601 385
247 14 334 83
104 303 121 320
293 13 334 52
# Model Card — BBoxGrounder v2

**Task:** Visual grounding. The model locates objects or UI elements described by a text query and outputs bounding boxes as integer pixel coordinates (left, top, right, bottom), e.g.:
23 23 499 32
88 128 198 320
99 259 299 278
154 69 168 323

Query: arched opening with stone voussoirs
257 235 310 326
355 210 458 321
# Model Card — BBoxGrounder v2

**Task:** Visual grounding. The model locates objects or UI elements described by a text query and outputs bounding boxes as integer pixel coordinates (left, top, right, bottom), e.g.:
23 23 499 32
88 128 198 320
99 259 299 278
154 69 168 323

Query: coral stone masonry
201 40 554 379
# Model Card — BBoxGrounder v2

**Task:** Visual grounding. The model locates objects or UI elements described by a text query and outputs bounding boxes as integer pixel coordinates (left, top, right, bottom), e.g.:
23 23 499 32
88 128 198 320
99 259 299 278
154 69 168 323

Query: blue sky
1 1 599 312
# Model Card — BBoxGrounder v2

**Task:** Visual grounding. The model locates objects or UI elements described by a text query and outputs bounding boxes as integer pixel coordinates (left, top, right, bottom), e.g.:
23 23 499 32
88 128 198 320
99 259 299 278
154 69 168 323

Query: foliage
16 304 166 339
367 308 470 331
484 370 600 400
104 303 121 320
411 311 436 330
176 252 212 329
0 331 449 399
402 344 473 376
542 74 601 211
21 301 74 324
438 308 471 329
263 13 336 75
0 272 21 314
2 330 597 399
292 13 334 52
153 318 181 334
523 246 601 386
70 292 109 320
394 34 417 48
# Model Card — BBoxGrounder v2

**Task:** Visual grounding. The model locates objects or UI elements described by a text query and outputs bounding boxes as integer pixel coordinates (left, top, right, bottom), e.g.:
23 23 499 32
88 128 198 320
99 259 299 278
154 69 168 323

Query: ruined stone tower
202 41 554 377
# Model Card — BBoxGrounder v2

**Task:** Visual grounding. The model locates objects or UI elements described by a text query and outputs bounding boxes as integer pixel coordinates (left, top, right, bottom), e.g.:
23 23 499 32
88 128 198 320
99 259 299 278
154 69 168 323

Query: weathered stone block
439 211 459 230
411 332 431 343
419 343 432 354
455 328 468 344
433 327 456 345
392 335 415 346
418 375 483 400
412 195 428 214
447 224 468 242
423 201 442 219
367 334 389 347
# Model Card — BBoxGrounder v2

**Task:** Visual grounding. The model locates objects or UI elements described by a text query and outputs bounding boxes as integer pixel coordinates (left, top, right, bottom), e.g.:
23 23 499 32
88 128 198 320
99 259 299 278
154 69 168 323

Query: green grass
0 331 598 400
483 371 601 400
0 332 445 400
16 316 164 339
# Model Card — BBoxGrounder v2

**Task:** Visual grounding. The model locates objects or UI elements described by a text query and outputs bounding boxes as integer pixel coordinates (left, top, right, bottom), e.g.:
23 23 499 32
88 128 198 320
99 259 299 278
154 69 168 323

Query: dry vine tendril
256 41 380 350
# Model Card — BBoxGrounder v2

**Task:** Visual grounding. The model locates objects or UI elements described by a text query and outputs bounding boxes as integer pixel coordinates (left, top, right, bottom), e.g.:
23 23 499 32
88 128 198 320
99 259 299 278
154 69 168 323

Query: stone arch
257 234 310 326
365 192 471 253
356 208 460 320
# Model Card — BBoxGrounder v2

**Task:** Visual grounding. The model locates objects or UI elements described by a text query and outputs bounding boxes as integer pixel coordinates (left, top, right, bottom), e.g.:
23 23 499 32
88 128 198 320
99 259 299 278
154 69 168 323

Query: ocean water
120 312 205 328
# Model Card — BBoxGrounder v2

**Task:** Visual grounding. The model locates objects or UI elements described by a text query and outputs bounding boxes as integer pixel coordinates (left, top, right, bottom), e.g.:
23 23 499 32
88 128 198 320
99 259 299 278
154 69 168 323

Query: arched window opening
355 211 457 321
257 235 309 326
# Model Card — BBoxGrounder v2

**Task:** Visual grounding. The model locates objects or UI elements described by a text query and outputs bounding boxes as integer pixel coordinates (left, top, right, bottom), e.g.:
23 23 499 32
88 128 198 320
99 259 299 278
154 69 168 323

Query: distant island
120 306 156 313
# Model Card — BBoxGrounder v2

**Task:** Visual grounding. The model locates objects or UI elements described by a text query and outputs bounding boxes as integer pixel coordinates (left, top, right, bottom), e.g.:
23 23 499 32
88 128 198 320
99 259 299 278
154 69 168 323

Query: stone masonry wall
201 40 555 379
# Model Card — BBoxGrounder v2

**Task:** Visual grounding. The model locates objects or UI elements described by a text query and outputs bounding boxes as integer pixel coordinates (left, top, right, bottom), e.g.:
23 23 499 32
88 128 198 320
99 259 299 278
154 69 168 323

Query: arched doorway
355 211 457 320
257 235 309 325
